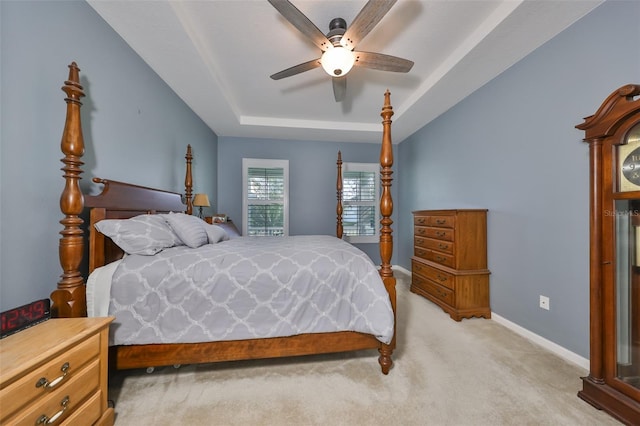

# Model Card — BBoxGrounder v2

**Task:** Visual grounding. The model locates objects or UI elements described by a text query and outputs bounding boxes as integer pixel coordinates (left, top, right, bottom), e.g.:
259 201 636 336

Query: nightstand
0 317 114 425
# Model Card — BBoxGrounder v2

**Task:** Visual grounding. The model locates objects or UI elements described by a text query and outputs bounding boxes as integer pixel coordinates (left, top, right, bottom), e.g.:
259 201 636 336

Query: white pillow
94 214 182 255
204 223 229 244
163 212 208 248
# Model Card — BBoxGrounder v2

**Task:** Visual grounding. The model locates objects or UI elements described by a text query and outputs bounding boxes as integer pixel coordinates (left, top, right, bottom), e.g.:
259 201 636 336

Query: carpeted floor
108 271 621 425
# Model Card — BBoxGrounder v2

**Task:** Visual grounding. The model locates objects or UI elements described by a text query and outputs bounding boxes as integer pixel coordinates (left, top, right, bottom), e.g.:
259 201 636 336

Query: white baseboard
393 264 411 276
491 313 589 371
396 266 590 371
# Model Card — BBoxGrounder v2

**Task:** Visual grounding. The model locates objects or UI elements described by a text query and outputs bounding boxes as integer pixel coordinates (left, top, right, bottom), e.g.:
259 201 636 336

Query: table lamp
192 193 210 219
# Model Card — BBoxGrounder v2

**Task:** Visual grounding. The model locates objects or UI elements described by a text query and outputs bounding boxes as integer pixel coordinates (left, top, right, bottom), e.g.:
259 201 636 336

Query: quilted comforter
104 235 394 346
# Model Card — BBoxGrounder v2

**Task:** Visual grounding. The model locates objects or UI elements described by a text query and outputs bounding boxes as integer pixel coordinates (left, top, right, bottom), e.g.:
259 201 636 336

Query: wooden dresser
411 209 490 321
0 317 114 425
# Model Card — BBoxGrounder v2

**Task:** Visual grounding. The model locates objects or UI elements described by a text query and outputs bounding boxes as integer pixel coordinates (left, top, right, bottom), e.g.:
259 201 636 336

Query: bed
51 62 397 374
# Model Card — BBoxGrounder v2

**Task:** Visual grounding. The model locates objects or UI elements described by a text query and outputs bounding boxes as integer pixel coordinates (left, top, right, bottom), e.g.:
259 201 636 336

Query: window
242 159 289 236
342 162 379 243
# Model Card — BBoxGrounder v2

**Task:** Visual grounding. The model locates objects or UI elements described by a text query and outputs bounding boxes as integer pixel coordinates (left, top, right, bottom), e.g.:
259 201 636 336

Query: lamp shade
193 193 210 207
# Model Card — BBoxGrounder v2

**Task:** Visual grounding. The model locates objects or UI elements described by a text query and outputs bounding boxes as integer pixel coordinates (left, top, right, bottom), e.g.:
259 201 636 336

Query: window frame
242 158 289 237
341 162 380 244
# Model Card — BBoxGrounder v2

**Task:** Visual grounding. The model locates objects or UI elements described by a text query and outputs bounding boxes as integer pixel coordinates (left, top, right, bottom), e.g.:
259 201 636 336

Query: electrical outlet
539 295 550 310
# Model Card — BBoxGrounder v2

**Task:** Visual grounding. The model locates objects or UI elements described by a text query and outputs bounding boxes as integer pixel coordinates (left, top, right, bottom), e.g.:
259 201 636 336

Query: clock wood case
577 84 640 425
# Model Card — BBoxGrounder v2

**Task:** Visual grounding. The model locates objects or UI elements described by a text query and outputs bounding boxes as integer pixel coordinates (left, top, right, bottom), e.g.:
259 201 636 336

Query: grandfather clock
577 84 640 424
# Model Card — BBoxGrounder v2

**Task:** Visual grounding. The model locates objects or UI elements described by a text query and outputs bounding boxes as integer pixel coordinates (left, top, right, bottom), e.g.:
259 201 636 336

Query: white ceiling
87 0 602 144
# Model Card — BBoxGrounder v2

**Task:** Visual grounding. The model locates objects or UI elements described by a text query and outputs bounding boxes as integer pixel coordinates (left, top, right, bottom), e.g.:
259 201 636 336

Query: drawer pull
436 219 446 225
438 243 449 250
436 231 445 237
437 274 448 282
436 256 446 262
36 362 69 389
417 218 426 224
36 396 69 424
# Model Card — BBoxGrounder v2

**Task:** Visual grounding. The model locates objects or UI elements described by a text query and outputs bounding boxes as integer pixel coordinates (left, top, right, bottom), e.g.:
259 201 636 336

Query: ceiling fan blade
270 58 321 80
354 51 414 73
268 0 332 52
332 76 347 102
341 0 397 50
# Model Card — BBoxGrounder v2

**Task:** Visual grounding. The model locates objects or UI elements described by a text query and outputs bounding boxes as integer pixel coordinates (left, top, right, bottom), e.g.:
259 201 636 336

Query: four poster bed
51 62 397 374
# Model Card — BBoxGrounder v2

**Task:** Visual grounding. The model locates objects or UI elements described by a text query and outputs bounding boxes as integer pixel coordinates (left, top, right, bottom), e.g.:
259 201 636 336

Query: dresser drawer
0 332 99 420
4 358 100 426
62 390 102 426
412 260 455 290
415 248 455 268
412 274 454 306
415 236 454 255
414 226 454 242
414 215 455 228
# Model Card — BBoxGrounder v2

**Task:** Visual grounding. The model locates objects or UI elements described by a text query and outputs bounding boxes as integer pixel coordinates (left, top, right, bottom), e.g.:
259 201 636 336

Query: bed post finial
185 144 193 215
52 61 87 318
336 151 343 239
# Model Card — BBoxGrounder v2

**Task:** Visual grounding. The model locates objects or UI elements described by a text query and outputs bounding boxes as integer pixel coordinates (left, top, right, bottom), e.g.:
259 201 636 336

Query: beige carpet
108 271 621 425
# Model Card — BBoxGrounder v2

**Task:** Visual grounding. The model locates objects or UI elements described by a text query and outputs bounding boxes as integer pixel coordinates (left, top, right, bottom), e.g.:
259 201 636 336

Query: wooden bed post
336 150 343 239
378 90 397 373
185 144 193 215
51 62 87 318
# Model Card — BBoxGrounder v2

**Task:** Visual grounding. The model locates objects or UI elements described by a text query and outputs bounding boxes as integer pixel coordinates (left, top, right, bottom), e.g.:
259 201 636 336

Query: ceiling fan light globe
321 47 355 77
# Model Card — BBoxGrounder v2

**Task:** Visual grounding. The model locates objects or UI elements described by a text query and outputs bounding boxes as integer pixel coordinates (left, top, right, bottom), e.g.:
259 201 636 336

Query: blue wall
397 0 640 358
1 1 217 311
217 136 398 263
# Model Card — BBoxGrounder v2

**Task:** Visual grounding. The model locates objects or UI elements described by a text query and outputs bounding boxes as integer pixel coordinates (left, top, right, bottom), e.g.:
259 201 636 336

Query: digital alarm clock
1 299 51 339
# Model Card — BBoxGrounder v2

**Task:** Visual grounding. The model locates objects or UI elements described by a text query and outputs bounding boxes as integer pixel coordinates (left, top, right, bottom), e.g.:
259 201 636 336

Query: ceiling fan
268 0 414 102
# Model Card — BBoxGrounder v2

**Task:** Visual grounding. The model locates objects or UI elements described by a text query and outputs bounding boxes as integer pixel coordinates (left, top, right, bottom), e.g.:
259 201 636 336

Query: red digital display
1 299 50 339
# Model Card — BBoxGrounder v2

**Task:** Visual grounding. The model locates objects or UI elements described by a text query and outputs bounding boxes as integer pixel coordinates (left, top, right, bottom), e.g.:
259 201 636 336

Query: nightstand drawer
3 358 100 426
0 332 99 420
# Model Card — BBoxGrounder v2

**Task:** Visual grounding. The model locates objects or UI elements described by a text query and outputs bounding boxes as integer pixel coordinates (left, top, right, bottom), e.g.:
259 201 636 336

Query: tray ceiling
88 0 602 143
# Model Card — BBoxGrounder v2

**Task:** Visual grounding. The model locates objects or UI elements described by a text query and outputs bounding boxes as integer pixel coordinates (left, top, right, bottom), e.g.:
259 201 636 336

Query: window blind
246 167 285 236
343 170 377 237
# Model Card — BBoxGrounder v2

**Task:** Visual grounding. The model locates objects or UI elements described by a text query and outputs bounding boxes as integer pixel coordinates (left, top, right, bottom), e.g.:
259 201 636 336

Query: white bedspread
89 235 394 346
